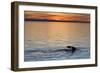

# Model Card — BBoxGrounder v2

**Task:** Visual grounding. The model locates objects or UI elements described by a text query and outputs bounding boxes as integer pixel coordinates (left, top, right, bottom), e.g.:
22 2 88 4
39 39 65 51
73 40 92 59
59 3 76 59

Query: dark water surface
24 47 90 61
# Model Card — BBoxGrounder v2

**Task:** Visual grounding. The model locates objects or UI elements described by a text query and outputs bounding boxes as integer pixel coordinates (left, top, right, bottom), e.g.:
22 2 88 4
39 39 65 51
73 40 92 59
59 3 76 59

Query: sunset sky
24 11 90 23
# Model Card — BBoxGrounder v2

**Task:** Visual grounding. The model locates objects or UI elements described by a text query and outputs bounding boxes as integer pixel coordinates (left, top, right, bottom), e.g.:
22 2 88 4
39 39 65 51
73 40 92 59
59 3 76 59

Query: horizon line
25 18 90 23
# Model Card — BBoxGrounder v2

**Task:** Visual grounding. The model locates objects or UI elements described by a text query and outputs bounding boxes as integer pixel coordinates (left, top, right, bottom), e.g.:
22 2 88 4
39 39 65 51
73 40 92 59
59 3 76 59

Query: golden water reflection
24 21 90 49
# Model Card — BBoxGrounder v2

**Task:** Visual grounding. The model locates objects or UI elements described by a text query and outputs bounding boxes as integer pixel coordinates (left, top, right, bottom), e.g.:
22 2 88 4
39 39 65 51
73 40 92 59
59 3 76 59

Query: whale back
66 46 77 53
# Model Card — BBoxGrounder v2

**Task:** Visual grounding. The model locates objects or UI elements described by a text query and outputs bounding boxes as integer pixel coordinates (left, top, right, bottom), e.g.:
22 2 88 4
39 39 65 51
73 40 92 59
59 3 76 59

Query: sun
49 16 65 21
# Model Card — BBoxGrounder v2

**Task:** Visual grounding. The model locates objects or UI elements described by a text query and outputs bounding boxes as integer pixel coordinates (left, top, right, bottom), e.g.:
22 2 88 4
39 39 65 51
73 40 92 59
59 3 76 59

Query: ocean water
24 21 90 61
24 47 90 61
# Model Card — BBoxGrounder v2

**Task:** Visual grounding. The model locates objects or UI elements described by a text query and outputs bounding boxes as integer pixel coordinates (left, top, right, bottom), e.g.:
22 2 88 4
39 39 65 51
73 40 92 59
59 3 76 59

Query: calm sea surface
24 21 90 61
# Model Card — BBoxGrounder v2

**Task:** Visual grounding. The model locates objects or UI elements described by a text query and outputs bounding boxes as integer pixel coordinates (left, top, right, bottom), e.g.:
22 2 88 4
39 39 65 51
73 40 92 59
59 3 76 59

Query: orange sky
24 11 90 22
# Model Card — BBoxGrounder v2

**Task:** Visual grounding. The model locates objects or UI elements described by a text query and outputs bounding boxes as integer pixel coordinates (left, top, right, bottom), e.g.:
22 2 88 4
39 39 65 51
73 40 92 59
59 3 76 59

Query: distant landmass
25 18 90 23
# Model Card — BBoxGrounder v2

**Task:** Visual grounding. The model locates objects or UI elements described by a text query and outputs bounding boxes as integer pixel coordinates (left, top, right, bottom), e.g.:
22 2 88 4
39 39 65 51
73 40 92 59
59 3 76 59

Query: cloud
24 11 90 23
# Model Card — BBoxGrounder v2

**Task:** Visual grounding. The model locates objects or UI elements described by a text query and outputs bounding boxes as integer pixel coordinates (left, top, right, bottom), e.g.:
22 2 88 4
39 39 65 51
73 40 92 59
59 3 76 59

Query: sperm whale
29 46 77 54
54 46 77 53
